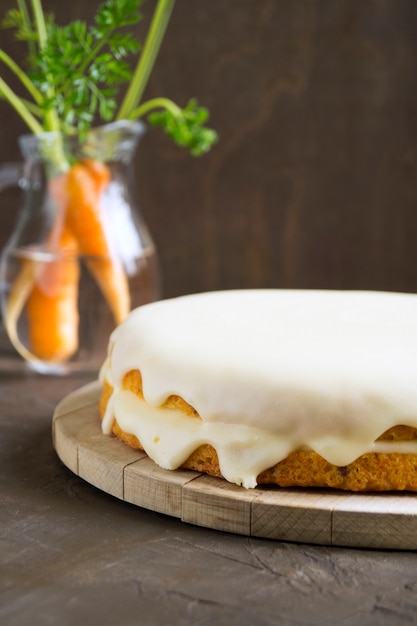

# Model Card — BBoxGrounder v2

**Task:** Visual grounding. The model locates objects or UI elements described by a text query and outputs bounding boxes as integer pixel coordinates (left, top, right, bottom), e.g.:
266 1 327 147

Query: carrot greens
0 0 217 154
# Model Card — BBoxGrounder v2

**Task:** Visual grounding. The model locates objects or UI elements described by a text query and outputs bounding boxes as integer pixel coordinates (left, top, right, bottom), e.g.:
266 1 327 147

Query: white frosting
100 289 417 487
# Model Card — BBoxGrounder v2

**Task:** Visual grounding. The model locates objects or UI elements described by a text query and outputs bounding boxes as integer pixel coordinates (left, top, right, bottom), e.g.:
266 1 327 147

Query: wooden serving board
53 383 417 550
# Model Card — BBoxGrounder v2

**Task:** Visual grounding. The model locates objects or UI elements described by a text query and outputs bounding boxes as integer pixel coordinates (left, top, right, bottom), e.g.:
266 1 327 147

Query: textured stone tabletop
1 362 417 626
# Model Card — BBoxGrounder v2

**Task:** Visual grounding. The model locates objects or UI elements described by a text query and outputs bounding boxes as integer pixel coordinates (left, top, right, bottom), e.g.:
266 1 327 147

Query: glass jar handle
0 163 23 357
0 162 23 192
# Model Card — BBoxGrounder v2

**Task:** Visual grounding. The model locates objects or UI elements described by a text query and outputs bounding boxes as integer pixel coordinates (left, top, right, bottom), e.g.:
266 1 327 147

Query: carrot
5 224 80 364
5 256 41 362
63 159 130 325
5 167 81 364
25 227 80 361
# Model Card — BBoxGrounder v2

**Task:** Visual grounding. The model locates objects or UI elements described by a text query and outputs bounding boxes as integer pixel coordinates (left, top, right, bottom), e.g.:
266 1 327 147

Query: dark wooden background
1 0 417 300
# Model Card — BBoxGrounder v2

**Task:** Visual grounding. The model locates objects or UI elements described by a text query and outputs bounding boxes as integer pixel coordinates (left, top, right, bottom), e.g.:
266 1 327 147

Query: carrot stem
0 49 43 105
117 0 176 120
0 76 44 134
30 0 60 133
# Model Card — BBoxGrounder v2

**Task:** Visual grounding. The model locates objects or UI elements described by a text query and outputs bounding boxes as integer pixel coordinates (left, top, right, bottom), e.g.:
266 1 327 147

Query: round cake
99 289 417 491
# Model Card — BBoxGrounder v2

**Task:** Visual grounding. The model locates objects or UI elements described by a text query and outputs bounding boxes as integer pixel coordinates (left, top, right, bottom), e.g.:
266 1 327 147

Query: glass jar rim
18 119 146 163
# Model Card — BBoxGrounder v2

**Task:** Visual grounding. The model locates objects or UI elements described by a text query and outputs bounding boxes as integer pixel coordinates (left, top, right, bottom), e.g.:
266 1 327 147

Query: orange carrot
26 227 80 361
5 158 129 365
63 160 130 325
5 175 80 364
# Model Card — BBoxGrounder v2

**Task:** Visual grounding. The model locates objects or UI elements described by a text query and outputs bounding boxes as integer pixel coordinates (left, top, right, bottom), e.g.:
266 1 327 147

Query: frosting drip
100 289 417 487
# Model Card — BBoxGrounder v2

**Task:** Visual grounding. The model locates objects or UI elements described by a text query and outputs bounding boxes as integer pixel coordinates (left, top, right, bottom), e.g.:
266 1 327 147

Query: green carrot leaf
26 0 142 135
94 0 143 32
148 99 218 156
0 0 217 156
2 7 46 43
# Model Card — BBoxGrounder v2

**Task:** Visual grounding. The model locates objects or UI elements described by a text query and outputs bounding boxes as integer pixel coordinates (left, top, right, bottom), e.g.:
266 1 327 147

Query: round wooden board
53 383 417 550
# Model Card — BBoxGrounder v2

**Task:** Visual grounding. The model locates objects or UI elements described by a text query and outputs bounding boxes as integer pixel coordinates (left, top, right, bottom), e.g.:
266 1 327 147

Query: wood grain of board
53 383 417 550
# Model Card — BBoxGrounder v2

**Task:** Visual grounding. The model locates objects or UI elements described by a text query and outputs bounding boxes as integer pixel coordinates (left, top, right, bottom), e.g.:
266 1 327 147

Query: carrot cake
99 289 417 491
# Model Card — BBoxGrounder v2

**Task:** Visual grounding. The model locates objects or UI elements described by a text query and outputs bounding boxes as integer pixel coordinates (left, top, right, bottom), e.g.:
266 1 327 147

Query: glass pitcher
0 120 160 375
